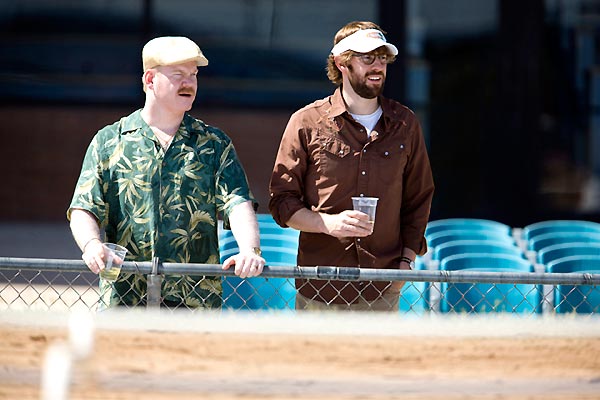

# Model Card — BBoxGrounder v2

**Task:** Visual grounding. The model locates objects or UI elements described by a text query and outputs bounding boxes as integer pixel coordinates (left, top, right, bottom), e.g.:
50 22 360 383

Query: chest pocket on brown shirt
316 135 354 174
374 144 409 187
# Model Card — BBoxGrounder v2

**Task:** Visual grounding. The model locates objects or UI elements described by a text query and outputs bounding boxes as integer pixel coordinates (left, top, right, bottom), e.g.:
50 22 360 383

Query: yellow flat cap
142 36 208 70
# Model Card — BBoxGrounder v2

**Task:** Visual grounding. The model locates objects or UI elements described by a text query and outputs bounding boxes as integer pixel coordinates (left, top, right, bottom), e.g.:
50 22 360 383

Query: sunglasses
351 53 393 65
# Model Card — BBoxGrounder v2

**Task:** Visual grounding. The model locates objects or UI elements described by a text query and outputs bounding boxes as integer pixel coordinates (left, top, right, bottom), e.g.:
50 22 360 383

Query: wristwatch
251 247 262 256
400 256 415 269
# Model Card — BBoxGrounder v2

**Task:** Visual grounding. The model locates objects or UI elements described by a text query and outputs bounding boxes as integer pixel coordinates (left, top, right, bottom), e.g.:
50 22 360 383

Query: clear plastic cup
351 196 379 223
100 243 128 282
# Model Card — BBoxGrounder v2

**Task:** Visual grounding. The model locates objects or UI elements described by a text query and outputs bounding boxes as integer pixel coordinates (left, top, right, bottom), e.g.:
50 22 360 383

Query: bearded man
269 21 434 311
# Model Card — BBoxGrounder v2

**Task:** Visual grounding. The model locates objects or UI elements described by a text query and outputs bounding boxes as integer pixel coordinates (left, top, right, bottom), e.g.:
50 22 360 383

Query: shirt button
400 144 405 149
360 193 364 197
384 151 389 156
363 149 367 153
361 171 366 175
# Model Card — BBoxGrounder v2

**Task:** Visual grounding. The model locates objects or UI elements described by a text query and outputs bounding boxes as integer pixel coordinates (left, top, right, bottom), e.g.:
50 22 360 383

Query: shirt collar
329 86 402 125
120 109 193 140
329 87 348 117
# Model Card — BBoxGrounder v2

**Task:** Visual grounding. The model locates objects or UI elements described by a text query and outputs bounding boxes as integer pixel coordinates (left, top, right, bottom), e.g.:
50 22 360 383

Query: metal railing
1 257 599 314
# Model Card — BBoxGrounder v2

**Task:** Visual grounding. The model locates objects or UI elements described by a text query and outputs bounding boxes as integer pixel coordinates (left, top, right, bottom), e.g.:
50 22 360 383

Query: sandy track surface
1 311 600 399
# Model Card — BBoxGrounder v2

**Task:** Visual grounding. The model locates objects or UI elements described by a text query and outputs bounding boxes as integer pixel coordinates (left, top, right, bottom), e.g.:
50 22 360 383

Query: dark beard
347 65 385 99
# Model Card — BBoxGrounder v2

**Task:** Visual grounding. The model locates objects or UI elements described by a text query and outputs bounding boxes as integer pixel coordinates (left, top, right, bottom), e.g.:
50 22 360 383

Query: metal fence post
427 260 441 313
147 257 163 308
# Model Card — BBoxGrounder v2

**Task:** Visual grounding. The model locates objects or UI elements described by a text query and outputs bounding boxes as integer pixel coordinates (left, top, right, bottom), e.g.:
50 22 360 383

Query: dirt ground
1 312 600 400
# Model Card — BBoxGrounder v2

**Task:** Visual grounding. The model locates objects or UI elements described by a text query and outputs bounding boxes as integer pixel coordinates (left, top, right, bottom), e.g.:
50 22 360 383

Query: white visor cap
331 29 398 56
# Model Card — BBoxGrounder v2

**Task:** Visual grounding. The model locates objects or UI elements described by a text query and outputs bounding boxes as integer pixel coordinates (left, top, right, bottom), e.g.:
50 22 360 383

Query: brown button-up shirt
269 87 434 304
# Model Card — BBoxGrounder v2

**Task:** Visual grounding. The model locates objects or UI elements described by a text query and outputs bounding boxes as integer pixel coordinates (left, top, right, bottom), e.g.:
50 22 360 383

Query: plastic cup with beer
100 243 128 282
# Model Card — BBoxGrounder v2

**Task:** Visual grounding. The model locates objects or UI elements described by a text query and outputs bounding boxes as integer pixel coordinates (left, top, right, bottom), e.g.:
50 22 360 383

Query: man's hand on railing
81 239 124 275
222 249 266 279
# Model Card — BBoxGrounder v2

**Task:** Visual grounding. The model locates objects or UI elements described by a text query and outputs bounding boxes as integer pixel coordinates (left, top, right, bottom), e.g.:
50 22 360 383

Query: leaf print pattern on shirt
68 110 255 309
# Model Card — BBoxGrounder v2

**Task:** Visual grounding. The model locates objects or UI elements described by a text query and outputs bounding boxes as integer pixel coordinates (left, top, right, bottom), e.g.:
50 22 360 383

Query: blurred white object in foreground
68 309 95 359
41 341 72 400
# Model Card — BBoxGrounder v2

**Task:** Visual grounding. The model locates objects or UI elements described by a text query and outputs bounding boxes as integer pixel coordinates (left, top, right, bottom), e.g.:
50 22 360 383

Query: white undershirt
350 106 383 137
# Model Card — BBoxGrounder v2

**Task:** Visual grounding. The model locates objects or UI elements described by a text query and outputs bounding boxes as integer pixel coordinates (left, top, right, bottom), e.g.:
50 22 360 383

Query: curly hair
326 21 392 86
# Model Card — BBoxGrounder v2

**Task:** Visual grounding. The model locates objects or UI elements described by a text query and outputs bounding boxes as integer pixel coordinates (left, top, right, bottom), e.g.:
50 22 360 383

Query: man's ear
143 69 155 90
334 57 347 73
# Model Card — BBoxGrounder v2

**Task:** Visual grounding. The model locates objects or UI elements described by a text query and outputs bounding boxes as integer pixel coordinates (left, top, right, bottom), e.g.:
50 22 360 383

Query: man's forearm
402 248 417 260
285 208 325 233
69 209 102 253
288 208 418 260
228 201 261 251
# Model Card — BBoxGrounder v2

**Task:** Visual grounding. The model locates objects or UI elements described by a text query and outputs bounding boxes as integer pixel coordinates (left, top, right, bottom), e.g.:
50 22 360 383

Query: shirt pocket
316 136 354 174
374 144 409 187
176 149 215 197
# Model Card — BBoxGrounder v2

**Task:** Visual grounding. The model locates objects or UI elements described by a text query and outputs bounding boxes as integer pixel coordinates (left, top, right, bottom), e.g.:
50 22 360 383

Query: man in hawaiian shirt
68 36 265 309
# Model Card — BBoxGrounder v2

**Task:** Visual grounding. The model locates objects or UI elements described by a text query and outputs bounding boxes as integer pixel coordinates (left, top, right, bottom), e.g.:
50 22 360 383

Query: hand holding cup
99 243 128 282
351 196 378 236
352 196 378 222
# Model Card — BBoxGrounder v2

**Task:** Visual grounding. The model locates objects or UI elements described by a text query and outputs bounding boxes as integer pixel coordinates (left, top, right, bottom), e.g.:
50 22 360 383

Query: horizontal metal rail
1 257 599 285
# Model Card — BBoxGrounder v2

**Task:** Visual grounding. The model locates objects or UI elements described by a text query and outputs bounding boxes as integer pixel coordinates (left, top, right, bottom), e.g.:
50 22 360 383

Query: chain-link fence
1 257 599 314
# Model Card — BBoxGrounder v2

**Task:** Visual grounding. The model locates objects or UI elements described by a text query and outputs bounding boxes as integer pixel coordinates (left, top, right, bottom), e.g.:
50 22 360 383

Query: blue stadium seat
427 230 515 250
547 255 600 313
426 218 511 237
219 233 299 256
256 213 280 223
222 271 297 311
399 256 430 314
219 216 298 241
528 232 600 252
219 220 298 310
439 253 542 314
522 220 600 241
537 242 600 265
433 239 524 262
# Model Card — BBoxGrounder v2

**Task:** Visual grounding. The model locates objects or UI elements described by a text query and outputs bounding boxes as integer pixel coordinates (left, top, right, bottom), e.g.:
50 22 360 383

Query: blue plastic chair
537 242 600 266
256 213 275 221
219 224 298 310
433 239 524 262
399 256 430 314
220 233 299 255
439 253 542 314
426 218 511 237
218 215 299 254
219 218 298 242
427 230 515 250
222 268 297 311
522 220 600 241
528 232 600 252
547 255 600 314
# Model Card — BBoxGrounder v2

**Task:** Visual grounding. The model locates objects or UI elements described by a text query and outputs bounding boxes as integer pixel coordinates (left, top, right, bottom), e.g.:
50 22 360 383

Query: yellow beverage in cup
100 263 121 281
100 243 128 282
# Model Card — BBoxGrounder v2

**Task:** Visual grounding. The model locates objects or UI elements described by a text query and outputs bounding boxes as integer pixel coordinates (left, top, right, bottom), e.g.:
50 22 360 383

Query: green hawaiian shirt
68 110 255 309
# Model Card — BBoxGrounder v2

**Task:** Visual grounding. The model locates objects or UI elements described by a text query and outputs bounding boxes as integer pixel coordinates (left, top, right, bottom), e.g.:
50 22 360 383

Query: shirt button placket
157 159 169 246
358 143 370 195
